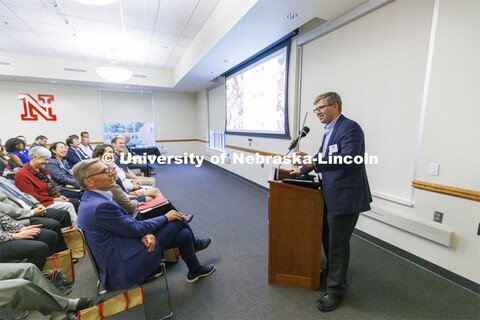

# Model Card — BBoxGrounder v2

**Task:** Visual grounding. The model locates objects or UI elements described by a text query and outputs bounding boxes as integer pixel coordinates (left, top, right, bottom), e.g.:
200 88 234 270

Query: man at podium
291 91 372 312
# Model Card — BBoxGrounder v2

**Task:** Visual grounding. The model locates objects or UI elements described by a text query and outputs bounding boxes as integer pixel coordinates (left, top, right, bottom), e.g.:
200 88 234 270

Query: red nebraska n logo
18 93 57 121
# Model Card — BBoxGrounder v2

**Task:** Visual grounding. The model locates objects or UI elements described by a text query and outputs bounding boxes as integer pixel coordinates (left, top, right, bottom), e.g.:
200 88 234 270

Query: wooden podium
268 167 324 290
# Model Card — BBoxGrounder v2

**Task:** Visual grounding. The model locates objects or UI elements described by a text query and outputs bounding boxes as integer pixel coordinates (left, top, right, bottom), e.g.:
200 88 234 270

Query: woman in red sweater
14 147 78 225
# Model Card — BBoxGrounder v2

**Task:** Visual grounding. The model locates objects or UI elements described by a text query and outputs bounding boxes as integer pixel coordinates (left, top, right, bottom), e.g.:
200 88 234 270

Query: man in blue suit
72 158 215 291
291 91 372 311
65 135 88 168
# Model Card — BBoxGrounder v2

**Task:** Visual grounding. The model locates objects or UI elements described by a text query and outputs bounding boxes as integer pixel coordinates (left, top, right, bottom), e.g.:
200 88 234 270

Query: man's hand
292 152 314 168
142 234 156 252
165 210 183 222
54 196 69 202
13 225 42 240
289 168 302 175
35 204 46 210
130 189 145 197
132 181 142 190
33 207 46 216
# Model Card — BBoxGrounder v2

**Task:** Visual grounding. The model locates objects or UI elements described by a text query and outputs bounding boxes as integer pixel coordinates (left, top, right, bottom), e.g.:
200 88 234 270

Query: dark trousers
322 205 359 295
153 219 201 273
44 207 72 228
29 217 68 252
0 228 57 270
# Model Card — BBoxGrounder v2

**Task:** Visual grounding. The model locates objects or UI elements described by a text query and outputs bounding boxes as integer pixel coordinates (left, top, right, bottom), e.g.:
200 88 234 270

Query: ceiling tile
154 20 185 36
0 16 30 31
23 20 71 36
177 36 192 46
157 4 193 23
173 45 187 55
124 27 151 41
5 6 52 23
189 9 209 27
196 0 219 13
0 30 29 54
2 28 57 56
182 24 199 38
82 6 120 25
151 32 179 44
123 12 155 30
1 0 48 11
121 0 158 17
0 2 18 18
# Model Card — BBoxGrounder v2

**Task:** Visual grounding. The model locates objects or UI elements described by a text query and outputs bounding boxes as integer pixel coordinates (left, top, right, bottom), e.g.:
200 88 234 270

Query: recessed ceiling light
224 59 230 63
50 80 57 83
286 12 298 20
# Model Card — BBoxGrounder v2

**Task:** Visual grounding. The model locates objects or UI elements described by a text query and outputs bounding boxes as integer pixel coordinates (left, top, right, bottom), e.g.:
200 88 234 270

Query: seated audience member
5 138 29 167
121 133 155 176
79 131 93 158
14 147 78 224
16 136 29 151
99 162 193 223
72 159 214 290
92 145 170 206
0 263 100 318
0 176 70 252
45 142 83 199
111 136 156 187
29 135 48 149
0 139 17 178
65 135 88 168
0 213 57 270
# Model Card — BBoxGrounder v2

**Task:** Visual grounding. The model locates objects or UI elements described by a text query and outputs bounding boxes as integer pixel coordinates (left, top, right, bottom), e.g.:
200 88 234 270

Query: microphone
288 126 310 151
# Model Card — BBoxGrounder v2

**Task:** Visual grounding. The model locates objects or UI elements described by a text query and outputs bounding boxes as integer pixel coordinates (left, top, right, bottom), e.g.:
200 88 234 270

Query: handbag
78 286 144 320
62 225 86 258
43 249 75 285
163 248 179 263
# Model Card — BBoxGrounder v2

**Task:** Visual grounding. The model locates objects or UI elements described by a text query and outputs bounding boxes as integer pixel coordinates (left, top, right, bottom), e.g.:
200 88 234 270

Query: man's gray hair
28 146 51 160
72 158 101 190
313 92 343 113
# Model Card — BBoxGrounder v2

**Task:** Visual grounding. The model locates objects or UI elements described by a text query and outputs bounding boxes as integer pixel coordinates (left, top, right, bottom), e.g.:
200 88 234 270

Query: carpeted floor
43 162 479 320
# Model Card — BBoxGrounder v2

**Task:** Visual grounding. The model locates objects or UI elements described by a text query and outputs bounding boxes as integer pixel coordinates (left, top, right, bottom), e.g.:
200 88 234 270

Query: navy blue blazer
44 158 79 191
301 114 372 215
77 190 167 291
65 147 86 168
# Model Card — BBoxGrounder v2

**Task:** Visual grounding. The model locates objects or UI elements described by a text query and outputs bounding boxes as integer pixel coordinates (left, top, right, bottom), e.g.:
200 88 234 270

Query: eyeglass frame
85 167 116 179
313 104 334 113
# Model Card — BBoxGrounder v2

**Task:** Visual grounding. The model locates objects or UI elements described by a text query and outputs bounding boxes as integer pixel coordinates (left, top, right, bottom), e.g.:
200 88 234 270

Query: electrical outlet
428 163 439 176
433 211 444 223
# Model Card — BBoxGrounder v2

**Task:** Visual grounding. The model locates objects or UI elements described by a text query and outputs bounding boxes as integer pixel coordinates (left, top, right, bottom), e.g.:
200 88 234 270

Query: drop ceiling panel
0 3 18 18
151 32 179 44
182 24 199 38
157 4 193 23
6 6 52 23
154 20 185 36
1 0 47 11
0 30 30 53
123 12 155 30
0 16 31 31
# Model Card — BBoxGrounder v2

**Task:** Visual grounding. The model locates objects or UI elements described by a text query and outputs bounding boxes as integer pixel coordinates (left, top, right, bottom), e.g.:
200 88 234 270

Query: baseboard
203 160 269 193
353 229 480 294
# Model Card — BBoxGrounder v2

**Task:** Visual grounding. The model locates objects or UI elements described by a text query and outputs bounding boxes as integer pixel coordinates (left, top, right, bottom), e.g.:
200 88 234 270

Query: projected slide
225 45 288 137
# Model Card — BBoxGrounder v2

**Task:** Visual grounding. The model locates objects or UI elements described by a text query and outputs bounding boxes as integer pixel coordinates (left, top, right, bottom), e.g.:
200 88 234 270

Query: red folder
137 196 169 214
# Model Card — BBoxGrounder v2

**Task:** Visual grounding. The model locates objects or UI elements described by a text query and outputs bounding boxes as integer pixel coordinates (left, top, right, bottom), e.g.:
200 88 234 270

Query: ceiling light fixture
95 62 133 83
73 0 119 5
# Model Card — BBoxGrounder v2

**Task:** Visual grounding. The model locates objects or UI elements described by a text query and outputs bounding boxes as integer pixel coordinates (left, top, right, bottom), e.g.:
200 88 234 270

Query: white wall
0 81 102 143
0 82 199 152
195 0 480 283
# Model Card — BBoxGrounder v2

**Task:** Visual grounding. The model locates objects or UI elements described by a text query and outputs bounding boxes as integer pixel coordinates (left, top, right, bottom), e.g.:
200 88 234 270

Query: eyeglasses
85 167 116 179
313 104 333 113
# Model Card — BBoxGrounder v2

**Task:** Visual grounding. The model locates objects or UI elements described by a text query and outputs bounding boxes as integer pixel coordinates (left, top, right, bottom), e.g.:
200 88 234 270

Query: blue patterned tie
0 183 34 207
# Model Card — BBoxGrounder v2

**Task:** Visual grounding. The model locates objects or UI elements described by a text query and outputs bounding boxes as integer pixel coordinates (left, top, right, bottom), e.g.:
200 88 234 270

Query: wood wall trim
155 139 202 143
225 145 283 158
412 180 480 202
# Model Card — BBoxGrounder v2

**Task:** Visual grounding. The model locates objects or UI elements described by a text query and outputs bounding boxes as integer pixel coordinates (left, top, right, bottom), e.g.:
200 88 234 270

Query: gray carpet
61 163 479 319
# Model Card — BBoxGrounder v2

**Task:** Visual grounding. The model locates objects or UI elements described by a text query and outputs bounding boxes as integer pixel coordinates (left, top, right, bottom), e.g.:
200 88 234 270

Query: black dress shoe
140 265 163 284
73 258 79 264
315 293 345 312
185 214 194 223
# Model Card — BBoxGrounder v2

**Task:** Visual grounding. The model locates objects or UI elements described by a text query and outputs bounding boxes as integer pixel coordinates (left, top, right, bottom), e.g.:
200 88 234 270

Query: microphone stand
276 113 308 181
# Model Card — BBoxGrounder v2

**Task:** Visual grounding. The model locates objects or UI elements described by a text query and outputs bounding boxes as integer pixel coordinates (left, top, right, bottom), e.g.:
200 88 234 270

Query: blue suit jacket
77 190 167 291
302 114 372 214
44 158 79 191
65 147 85 168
